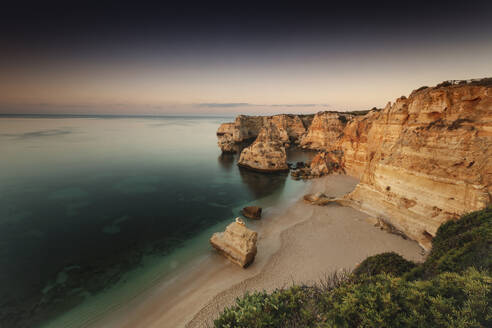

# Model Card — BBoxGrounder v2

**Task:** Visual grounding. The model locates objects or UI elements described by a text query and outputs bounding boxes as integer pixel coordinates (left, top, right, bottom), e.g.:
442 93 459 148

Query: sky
1 1 492 115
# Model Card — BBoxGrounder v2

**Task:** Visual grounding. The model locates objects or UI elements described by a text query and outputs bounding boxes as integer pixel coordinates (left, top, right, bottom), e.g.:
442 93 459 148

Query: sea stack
238 122 289 172
210 219 258 268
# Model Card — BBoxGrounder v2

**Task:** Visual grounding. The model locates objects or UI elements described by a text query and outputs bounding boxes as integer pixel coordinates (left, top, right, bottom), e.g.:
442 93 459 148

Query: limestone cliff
335 110 380 178
299 112 353 150
237 122 289 172
344 83 491 249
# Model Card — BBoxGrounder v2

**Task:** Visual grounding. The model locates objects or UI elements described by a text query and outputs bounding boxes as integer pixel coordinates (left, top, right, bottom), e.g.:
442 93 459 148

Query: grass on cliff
214 206 492 328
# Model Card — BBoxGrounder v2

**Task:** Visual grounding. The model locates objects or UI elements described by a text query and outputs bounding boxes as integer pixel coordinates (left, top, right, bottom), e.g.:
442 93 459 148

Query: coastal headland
218 78 492 250
88 78 490 327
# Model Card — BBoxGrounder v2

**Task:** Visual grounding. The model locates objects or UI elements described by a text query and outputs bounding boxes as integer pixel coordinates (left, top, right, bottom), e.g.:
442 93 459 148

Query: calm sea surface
0 116 311 327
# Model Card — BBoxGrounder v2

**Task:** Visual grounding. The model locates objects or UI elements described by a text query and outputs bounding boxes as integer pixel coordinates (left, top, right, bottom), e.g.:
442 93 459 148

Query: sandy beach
91 175 425 328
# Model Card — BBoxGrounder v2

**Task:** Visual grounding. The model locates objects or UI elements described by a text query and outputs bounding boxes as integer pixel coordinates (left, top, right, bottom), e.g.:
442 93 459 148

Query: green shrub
214 286 315 328
215 270 491 328
319 269 491 328
406 206 492 280
353 252 416 277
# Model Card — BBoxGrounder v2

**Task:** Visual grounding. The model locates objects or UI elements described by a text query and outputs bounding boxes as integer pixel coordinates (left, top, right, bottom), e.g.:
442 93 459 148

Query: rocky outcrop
309 151 344 176
210 220 258 267
343 83 492 250
238 122 289 172
216 114 313 152
242 206 262 219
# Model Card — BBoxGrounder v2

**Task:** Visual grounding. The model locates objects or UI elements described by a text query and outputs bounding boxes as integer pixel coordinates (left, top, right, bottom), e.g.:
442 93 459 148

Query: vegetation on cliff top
412 77 492 95
352 252 416 277
214 206 492 327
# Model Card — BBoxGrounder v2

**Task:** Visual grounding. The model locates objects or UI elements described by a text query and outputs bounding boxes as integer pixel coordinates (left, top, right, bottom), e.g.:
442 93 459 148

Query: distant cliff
217 78 492 250
216 114 313 153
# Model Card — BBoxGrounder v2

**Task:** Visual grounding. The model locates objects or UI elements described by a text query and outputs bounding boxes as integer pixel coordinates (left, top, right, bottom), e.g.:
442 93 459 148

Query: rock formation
217 78 492 251
210 220 258 267
303 192 338 206
309 151 344 176
238 122 289 172
290 151 344 179
216 114 314 153
242 206 262 219
216 123 237 153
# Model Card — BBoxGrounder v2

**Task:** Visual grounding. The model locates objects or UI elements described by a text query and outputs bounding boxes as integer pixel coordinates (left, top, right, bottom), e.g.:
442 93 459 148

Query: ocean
0 115 312 327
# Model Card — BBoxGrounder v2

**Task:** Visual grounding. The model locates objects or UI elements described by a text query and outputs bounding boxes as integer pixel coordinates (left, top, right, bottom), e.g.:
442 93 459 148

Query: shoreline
88 174 424 328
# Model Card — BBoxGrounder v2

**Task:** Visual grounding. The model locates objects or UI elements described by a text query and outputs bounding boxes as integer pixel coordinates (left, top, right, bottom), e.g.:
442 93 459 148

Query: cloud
1 129 72 139
197 103 252 108
270 104 322 107
196 102 328 108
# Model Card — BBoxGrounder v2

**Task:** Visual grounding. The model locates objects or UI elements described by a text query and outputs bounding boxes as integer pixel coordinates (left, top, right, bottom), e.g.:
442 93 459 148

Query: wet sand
91 175 424 328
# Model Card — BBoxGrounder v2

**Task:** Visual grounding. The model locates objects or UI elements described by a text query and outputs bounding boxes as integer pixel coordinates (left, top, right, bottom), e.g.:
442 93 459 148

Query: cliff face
345 85 491 249
335 110 379 178
238 122 289 172
299 112 352 150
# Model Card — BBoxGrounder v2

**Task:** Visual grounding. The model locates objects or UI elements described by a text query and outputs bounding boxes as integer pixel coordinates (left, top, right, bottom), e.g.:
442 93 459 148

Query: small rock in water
241 206 262 219
210 220 258 268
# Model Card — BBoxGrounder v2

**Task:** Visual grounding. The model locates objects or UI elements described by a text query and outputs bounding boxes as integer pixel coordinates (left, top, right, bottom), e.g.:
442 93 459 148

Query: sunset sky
1 1 492 115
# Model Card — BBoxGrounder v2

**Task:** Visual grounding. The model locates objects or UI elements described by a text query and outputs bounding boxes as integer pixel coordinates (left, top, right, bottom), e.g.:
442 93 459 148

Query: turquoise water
0 116 311 327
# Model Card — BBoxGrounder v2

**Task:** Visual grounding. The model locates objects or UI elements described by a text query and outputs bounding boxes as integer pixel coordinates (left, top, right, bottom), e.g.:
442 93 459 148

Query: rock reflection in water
217 152 236 171
217 141 253 171
238 166 288 199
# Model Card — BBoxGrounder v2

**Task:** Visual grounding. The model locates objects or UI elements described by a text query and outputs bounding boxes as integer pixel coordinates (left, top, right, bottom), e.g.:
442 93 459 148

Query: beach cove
87 175 424 328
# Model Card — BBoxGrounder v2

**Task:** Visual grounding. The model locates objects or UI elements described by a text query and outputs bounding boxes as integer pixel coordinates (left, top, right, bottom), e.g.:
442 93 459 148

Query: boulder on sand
210 219 258 267
241 206 262 219
303 192 337 206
